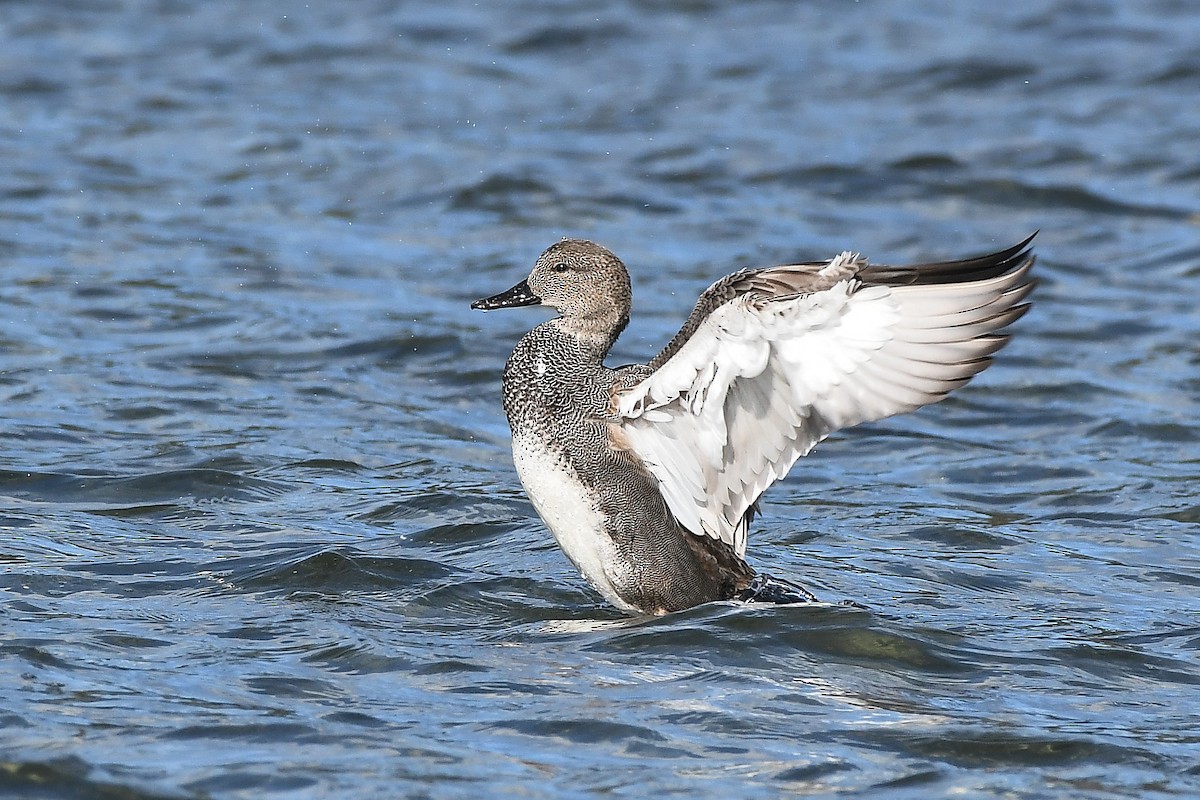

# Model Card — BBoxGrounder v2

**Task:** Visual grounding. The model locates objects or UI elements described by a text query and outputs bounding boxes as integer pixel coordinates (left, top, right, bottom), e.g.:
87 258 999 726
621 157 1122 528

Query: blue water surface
1 1 1198 798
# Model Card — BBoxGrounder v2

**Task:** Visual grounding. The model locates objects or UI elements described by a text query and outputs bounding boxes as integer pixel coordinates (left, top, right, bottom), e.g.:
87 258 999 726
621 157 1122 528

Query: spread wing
613 235 1036 557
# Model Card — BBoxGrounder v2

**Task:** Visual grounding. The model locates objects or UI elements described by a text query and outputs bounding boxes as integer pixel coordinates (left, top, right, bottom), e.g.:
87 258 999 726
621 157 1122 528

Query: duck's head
472 239 632 344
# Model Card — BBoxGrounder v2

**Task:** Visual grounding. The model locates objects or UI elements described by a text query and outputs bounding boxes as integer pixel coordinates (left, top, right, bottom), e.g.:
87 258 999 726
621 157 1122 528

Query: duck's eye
550 262 570 273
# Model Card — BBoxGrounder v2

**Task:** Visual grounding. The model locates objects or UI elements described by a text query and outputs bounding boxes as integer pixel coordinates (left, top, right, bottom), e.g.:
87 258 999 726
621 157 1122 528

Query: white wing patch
615 258 1030 558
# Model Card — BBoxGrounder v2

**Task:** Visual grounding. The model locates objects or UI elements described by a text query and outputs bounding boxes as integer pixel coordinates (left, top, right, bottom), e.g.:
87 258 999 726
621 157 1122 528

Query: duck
472 234 1035 615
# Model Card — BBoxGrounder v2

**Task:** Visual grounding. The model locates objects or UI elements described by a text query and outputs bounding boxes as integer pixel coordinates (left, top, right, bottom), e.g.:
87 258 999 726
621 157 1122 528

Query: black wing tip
865 232 1039 287
981 230 1038 264
938 230 1038 273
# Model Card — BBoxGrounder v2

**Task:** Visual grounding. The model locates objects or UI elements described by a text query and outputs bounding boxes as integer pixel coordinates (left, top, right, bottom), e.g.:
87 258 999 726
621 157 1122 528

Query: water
2 0 1198 797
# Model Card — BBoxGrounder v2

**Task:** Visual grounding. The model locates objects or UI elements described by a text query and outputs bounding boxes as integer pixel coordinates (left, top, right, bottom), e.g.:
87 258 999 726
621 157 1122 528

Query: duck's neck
551 312 628 358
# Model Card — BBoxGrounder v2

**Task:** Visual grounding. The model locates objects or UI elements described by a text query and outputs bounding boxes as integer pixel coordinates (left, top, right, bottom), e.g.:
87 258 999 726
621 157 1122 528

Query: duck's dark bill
471 279 542 310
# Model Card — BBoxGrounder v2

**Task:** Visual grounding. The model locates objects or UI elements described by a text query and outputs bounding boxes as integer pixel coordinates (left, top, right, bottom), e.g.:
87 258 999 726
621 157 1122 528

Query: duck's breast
510 431 638 613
